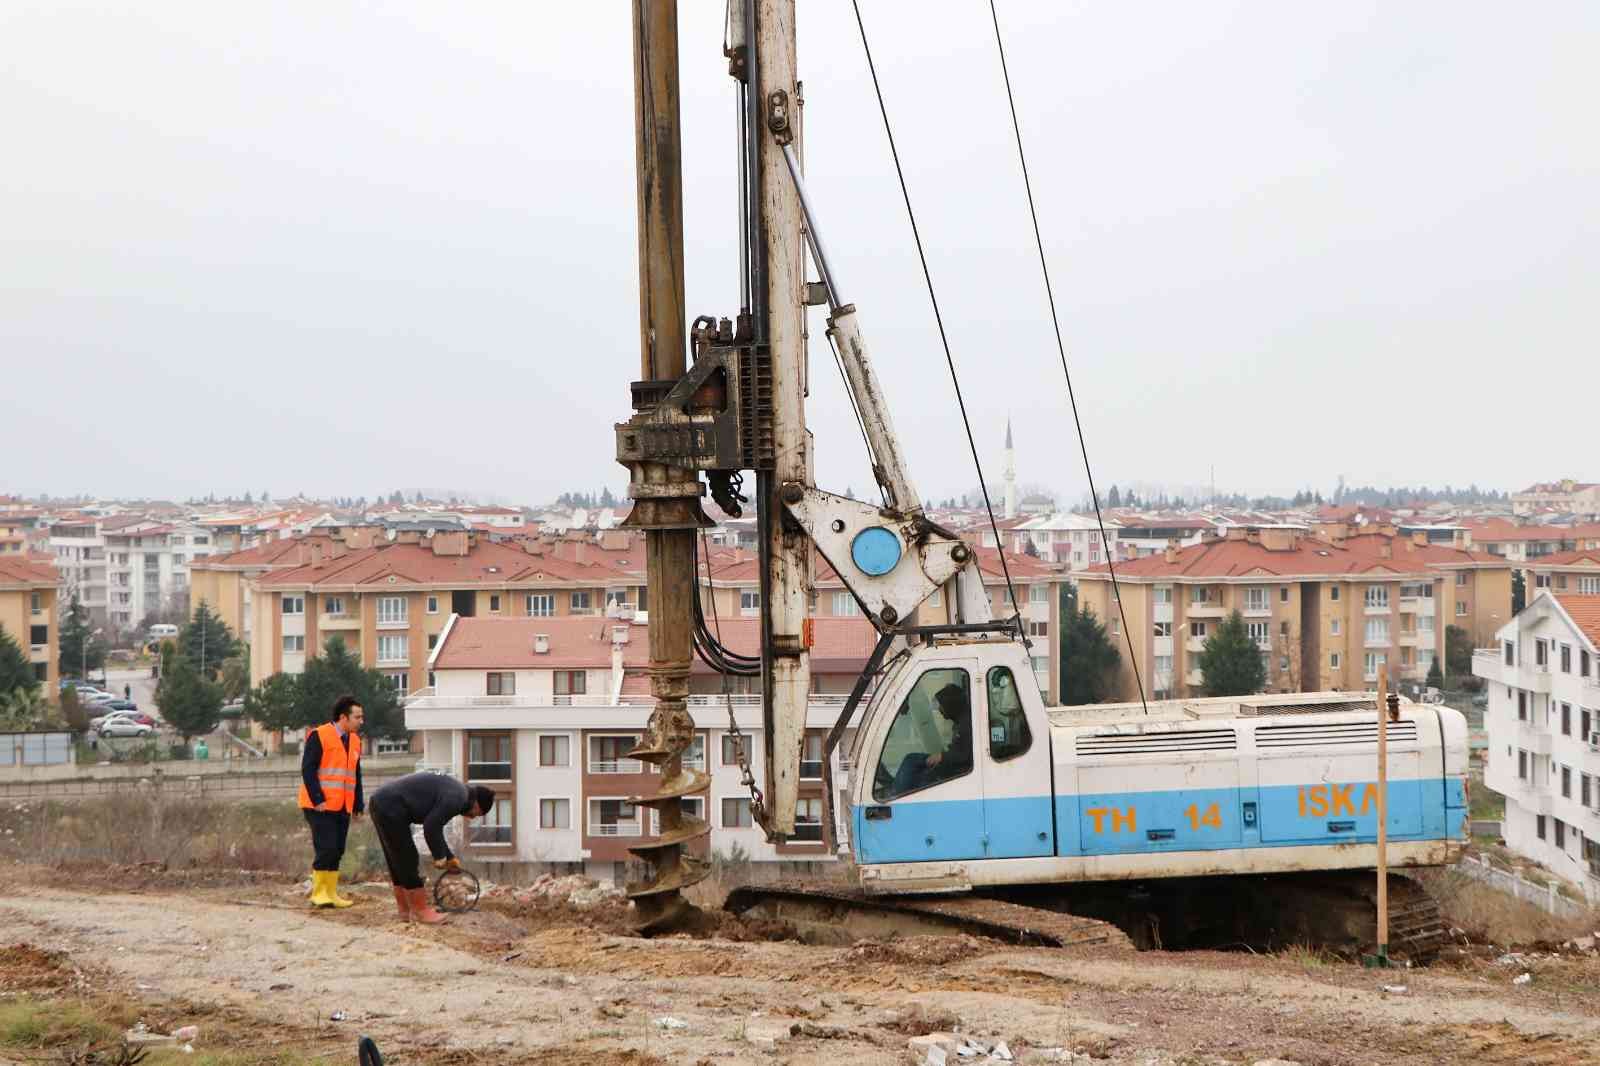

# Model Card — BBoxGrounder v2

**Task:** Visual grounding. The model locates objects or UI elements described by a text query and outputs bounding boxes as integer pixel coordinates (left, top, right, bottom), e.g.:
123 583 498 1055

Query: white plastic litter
653 1016 688 1030
1512 972 1532 986
1381 984 1407 994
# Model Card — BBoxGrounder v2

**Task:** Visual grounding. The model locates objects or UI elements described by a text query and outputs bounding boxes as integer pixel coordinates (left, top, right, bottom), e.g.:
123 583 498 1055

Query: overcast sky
4 2 1594 506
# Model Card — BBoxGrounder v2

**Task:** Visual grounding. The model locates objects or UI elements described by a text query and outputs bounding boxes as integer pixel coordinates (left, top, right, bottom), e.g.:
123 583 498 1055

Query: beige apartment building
248 528 648 698
1078 526 1511 702
0 556 59 687
188 537 315 645
1525 549 1600 599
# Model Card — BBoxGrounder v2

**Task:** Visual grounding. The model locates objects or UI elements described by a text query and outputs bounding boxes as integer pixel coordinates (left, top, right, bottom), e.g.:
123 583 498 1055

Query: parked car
89 706 151 730
98 718 154 738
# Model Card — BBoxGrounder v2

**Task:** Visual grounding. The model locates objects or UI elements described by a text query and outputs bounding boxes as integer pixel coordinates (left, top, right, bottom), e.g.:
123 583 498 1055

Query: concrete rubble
479 873 625 908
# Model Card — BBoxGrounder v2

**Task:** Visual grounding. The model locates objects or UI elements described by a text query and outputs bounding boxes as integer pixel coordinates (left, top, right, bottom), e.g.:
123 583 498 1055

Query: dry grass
0 797 385 881
0 1000 127 1048
1418 868 1599 946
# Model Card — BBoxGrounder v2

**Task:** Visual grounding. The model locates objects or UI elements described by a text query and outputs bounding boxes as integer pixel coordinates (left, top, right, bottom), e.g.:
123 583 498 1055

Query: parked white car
98 717 154 738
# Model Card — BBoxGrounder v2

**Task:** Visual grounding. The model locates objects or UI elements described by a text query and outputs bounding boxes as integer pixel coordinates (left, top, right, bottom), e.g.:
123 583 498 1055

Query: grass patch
1416 868 1599 946
0 1000 122 1048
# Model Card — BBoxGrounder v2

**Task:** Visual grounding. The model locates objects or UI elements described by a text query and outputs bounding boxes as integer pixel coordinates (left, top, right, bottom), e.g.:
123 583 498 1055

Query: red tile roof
0 556 57 587
432 614 879 674
1077 532 1505 581
257 538 620 590
190 538 308 569
1462 518 1574 543
1527 548 1600 569
1555 595 1600 649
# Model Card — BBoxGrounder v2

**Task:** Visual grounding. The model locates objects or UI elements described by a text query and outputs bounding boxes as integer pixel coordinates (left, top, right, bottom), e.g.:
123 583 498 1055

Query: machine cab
847 639 1055 873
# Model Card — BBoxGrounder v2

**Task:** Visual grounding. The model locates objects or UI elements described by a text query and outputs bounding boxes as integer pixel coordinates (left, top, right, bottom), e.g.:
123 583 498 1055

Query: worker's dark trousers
303 809 351 872
370 799 424 889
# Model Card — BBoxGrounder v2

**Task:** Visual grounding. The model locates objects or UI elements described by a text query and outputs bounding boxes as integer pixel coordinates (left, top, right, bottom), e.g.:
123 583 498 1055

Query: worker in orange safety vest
297 694 364 908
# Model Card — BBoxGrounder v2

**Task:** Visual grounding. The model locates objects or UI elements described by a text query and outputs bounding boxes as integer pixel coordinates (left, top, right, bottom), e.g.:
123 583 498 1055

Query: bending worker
369 771 495 924
298 695 364 908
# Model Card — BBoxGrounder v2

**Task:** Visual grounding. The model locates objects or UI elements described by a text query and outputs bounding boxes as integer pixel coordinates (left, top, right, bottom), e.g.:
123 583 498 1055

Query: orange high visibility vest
297 723 361 813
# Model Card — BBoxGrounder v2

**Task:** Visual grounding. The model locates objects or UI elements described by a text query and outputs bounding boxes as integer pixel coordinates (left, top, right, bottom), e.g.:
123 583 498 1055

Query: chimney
533 634 550 655
1225 527 1248 542
1378 540 1392 559
600 530 628 550
1164 539 1181 564
1411 531 1428 547
1260 528 1297 552
431 530 469 557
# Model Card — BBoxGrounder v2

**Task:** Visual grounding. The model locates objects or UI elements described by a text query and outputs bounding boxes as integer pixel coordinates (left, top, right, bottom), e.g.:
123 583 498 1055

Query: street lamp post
83 626 102 681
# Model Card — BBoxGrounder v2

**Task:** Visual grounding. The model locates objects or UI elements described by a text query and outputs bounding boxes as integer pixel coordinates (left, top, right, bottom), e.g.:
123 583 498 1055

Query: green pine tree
179 601 239 679
156 646 224 743
293 636 405 740
1444 625 1474 678
1511 570 1526 615
1198 610 1267 697
243 671 302 745
1425 657 1445 689
1058 586 1121 705
58 596 106 679
0 625 38 697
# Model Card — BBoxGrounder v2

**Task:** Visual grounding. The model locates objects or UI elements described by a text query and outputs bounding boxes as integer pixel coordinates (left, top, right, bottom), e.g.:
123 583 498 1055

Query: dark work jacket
369 772 473 861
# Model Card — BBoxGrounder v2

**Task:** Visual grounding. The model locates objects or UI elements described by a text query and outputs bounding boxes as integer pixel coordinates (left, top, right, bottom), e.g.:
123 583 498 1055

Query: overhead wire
850 0 1024 640
986 0 1148 713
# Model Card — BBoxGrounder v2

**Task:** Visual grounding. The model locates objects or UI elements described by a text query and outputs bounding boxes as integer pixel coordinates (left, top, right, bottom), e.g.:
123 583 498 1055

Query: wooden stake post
1373 665 1390 966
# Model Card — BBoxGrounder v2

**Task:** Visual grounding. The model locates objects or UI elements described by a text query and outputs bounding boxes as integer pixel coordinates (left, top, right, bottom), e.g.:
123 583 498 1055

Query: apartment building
1473 593 1600 902
1003 513 1119 570
1078 526 1511 702
248 529 648 698
188 537 309 643
48 516 106 623
699 545 1067 702
100 520 219 630
1525 550 1600 601
1512 480 1600 517
1462 519 1600 562
0 557 59 687
403 614 878 880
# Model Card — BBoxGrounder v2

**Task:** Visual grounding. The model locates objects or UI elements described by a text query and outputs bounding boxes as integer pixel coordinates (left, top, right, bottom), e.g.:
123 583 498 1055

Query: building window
1518 750 1529 779
1582 708 1592 740
527 593 555 617
1363 652 1385 681
605 589 631 610
588 735 639 773
539 798 571 830
377 634 408 664
324 597 346 616
282 596 305 616
384 670 408 693
1580 576 1600 596
1560 645 1572 673
1330 652 1341 669
721 797 753 828
1364 586 1388 610
682 735 706 771
426 595 439 614
1561 764 1572 798
793 797 824 842
471 797 513 845
1503 641 1515 666
1154 654 1173 678
30 591 41 615
538 734 570 767
377 596 407 625
1517 691 1527 721
1153 621 1172 638
1365 619 1390 646
1330 618 1340 636
1561 702 1572 735
1027 620 1049 638
427 633 439 650
1582 650 1592 677
1456 571 1468 587
1329 586 1340 601
570 591 592 612
1246 621 1269 646
554 670 586 696
282 635 305 653
721 734 746 767
1554 818 1566 850
466 733 513 782
30 625 47 647
588 798 639 836
1190 587 1213 605
486 671 516 696
1455 601 1467 617
1152 586 1172 605
1279 586 1290 603
832 592 860 616
1535 813 1545 839
1189 621 1208 639
1582 773 1592 808
800 734 824 779
489 593 502 614
1536 640 1548 667
1244 588 1269 613
740 590 761 615
1030 584 1049 605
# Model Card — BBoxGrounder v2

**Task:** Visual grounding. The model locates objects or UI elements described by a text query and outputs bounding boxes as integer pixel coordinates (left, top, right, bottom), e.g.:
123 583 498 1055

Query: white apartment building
1006 513 1119 570
1473 591 1600 902
48 517 107 622
102 521 219 630
403 614 872 882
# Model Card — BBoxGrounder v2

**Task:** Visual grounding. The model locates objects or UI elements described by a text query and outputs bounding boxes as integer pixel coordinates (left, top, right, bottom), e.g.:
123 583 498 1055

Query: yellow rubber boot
326 871 355 908
308 871 335 908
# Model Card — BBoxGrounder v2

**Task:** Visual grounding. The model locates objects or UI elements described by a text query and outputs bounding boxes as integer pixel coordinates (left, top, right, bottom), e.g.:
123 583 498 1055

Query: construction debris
1512 972 1533 986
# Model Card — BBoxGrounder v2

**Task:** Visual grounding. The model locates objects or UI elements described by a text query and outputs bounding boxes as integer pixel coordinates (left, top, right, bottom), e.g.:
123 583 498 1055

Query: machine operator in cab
891 682 973 795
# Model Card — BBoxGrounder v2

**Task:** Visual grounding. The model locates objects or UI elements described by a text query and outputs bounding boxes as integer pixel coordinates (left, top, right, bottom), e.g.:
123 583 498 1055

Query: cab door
854 659 987 864
978 659 1054 858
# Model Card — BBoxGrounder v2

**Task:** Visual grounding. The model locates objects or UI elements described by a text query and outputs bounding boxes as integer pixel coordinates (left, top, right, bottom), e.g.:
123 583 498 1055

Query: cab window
872 668 972 802
987 666 1032 761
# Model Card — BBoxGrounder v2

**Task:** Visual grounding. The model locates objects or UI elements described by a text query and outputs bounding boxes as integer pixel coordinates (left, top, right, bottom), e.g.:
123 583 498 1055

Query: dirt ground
1 865 1598 1066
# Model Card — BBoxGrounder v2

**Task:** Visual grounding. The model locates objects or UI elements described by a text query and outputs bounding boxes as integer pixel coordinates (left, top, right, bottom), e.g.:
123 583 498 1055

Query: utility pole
755 0 811 837
619 0 710 933
1367 664 1392 967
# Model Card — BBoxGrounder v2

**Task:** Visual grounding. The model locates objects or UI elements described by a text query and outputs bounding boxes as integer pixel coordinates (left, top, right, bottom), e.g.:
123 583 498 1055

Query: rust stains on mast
621 0 711 933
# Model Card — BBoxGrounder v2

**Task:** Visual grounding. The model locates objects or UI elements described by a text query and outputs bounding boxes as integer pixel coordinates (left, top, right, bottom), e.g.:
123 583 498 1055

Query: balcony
1242 602 1271 618
1398 632 1420 647
1186 602 1225 618
321 613 360 630
1516 721 1552 755
1185 636 1206 654
1398 596 1420 613
588 758 644 775
1364 602 1391 616
588 821 642 838
1527 666 1552 694
1473 648 1508 683
1185 668 1204 688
